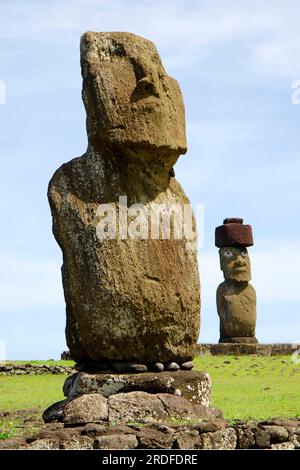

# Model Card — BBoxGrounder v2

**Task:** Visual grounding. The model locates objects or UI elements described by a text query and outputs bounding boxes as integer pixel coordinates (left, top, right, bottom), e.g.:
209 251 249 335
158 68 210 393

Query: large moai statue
215 218 257 344
48 32 200 369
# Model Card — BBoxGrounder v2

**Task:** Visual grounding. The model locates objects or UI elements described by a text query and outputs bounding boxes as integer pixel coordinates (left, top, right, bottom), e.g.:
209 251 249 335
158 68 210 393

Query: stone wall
196 343 298 356
1 417 299 450
0 364 74 375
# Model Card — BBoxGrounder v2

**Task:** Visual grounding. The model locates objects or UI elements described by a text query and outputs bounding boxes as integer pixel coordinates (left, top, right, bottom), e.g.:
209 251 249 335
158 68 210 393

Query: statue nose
235 256 245 266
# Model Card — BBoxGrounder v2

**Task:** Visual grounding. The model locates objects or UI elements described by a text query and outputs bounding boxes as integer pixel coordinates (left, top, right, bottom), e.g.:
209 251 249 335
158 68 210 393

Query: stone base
60 391 222 426
219 337 258 344
43 391 222 427
63 370 211 405
43 370 217 427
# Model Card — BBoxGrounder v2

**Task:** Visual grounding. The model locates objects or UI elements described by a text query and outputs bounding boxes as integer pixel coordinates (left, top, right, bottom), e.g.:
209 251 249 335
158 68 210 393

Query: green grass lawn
0 355 299 430
0 374 67 411
0 374 68 440
194 354 300 420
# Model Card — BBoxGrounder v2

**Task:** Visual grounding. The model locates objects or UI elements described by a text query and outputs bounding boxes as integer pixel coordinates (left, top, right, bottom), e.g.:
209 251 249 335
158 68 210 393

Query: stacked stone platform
42 369 219 427
1 417 299 450
196 343 298 356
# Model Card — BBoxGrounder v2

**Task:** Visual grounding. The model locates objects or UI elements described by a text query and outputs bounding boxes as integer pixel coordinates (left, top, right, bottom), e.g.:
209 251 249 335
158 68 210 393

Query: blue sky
0 0 300 359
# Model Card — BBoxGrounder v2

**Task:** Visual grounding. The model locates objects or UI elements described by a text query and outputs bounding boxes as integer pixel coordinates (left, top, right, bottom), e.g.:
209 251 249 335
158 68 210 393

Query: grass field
0 355 299 439
194 355 300 420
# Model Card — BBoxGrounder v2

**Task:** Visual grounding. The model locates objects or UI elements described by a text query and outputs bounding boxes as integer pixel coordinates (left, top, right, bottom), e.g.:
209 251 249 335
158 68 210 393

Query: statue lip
233 266 247 273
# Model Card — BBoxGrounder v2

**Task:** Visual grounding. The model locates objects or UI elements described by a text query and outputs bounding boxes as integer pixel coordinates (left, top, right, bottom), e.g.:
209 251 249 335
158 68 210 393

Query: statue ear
219 249 224 271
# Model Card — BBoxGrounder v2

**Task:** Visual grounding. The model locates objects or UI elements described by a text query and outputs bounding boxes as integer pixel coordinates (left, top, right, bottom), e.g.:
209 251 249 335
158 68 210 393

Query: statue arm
47 165 69 249
216 282 226 318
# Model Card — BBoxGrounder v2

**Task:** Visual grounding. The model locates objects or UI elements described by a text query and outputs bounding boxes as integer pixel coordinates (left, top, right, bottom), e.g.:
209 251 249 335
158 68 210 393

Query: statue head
80 31 187 161
219 246 251 282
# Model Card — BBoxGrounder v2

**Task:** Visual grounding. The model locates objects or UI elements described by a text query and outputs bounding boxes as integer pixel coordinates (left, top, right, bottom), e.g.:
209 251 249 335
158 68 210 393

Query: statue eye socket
241 251 248 257
224 251 233 258
131 77 158 102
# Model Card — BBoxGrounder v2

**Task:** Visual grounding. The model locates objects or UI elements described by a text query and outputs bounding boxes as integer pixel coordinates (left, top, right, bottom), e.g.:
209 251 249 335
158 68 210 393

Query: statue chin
226 273 251 283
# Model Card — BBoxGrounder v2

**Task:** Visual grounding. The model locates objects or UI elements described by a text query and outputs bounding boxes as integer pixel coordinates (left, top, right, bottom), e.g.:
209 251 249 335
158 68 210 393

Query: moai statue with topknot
215 218 257 344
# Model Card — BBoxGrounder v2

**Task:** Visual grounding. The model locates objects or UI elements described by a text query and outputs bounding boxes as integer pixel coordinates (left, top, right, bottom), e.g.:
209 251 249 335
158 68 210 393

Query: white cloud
252 1 300 78
255 39 300 78
0 1 266 42
2 0 300 77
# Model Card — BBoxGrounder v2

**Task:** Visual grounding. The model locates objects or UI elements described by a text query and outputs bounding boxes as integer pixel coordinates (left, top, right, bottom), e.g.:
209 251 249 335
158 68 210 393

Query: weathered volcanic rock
137 426 174 449
270 442 295 450
236 427 255 449
27 438 62 450
200 428 237 450
94 434 138 450
180 361 194 370
5 416 299 450
261 425 289 443
48 31 200 364
63 370 211 406
42 399 68 423
59 391 214 427
156 393 199 421
173 429 202 449
107 391 202 424
253 428 271 448
63 394 108 425
107 391 169 424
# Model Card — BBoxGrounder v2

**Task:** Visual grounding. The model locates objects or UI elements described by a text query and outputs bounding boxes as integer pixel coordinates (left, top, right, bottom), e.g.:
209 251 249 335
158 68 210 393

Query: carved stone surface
216 276 257 341
215 219 257 343
48 31 200 364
